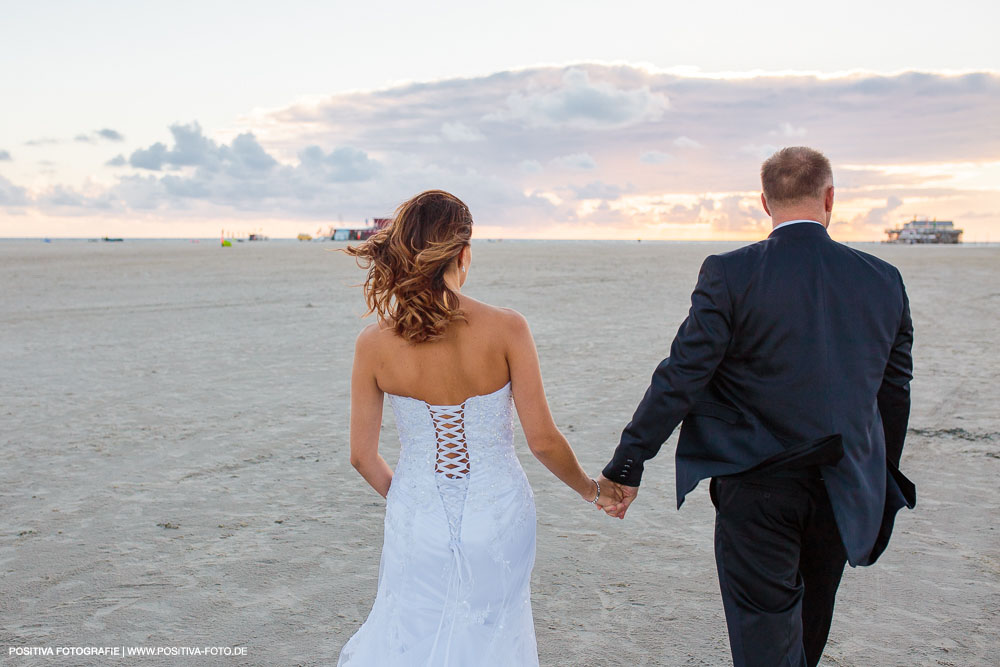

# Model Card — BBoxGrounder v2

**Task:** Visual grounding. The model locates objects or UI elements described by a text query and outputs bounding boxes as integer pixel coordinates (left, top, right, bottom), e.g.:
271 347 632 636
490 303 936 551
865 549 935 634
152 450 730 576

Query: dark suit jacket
603 222 915 566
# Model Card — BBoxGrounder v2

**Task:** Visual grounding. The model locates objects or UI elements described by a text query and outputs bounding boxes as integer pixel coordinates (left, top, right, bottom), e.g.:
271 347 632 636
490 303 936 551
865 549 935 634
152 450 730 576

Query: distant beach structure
220 228 268 244
330 217 391 241
297 218 392 241
885 218 963 244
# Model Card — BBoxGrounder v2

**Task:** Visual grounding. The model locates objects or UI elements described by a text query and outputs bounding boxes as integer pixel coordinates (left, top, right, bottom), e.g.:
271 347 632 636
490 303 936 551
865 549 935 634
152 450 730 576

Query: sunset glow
2 2 998 241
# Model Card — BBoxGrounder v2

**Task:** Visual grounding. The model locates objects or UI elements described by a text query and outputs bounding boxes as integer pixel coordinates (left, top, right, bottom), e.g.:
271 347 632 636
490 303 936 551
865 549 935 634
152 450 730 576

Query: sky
1 1 999 240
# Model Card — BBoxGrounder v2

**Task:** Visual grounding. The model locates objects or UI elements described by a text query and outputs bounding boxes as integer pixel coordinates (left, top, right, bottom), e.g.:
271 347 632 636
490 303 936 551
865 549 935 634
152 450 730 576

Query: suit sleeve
877 271 913 467
602 254 733 487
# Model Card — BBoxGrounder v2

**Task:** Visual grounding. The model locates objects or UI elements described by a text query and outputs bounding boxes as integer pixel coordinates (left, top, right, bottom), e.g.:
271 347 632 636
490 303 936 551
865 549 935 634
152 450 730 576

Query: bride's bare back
363 295 514 405
349 289 608 508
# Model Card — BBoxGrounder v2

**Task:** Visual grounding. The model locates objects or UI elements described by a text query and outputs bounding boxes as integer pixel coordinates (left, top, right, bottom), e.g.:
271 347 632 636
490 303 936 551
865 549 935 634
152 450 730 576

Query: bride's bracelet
589 478 600 505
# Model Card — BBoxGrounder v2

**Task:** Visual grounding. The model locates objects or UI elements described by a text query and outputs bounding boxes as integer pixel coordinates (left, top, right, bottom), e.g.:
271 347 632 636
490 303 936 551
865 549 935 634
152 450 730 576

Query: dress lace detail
431 404 470 479
338 383 538 666
430 403 472 590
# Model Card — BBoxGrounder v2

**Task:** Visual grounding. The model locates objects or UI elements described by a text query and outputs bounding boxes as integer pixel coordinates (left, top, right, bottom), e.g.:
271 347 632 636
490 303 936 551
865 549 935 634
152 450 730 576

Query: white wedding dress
338 382 539 666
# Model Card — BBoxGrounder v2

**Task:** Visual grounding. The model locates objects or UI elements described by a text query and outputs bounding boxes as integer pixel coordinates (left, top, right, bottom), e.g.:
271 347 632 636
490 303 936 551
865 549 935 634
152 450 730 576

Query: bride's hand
598 474 638 519
591 474 624 510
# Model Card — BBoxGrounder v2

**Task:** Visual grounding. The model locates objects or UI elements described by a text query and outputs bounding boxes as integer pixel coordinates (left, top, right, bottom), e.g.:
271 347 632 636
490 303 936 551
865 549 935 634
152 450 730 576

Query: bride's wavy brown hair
344 190 473 343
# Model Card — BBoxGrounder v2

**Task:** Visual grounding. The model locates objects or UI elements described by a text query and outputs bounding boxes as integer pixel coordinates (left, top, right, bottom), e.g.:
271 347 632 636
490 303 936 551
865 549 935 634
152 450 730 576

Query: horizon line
5 235 996 244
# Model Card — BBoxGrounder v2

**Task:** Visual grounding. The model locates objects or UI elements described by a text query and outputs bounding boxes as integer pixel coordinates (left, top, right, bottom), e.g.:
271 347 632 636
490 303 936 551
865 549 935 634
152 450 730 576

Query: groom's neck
770 214 828 229
769 202 830 229
764 187 834 229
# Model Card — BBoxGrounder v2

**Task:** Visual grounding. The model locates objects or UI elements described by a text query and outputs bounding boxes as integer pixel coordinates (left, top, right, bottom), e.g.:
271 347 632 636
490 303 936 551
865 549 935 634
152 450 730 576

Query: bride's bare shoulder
495 306 529 330
464 298 531 339
354 320 397 351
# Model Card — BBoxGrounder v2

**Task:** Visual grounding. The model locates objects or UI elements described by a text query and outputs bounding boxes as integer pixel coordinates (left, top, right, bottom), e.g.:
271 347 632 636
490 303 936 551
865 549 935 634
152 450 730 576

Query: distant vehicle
885 218 962 244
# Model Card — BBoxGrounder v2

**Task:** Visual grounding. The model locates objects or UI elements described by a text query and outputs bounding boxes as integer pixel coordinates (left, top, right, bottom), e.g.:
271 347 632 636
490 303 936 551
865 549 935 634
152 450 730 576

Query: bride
337 190 620 665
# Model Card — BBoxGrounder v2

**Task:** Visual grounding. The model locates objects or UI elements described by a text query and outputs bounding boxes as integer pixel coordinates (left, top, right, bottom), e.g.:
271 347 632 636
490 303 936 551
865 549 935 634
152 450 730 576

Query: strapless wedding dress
338 382 539 666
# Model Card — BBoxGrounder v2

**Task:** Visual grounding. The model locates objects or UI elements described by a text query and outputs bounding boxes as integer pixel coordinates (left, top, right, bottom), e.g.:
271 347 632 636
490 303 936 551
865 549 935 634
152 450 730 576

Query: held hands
595 474 638 520
587 476 623 510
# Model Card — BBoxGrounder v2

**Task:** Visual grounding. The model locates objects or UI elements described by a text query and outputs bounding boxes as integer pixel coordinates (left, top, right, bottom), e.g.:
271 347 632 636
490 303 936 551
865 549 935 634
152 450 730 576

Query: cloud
257 65 1000 189
662 198 715 224
441 122 485 142
0 176 29 206
224 132 280 174
97 128 124 142
551 152 597 170
112 175 166 210
771 122 807 138
578 199 625 224
860 195 904 227
568 181 627 200
168 123 222 167
674 136 702 149
0 150 10 161
129 142 168 170
128 122 279 176
28 128 125 147
297 145 378 182
741 143 781 159
86 125 386 213
2 180 34 208
519 159 542 174
639 150 672 165
711 195 768 232
7 64 999 239
40 185 87 207
490 67 669 129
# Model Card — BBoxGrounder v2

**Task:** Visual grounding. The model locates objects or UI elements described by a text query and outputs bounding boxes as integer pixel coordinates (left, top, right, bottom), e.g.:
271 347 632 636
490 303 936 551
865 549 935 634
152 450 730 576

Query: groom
599 147 915 666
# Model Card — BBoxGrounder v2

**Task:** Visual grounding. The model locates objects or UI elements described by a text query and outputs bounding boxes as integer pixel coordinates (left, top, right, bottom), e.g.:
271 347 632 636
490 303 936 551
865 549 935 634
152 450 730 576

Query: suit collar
768 220 831 240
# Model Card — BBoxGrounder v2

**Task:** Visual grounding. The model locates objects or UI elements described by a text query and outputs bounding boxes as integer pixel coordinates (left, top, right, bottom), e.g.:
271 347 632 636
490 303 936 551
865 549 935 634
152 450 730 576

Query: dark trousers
710 475 847 667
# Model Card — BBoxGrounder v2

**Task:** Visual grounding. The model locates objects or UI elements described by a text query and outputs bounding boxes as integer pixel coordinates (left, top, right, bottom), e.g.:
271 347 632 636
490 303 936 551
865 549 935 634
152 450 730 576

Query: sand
1 238 997 666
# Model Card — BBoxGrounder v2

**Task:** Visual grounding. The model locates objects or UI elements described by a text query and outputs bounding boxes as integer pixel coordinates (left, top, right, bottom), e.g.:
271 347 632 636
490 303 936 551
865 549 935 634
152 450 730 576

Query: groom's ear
760 192 771 217
824 185 835 213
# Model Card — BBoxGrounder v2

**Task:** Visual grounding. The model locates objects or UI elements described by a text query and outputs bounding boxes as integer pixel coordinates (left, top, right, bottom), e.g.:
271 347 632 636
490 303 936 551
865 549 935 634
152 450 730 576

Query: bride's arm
503 309 599 503
348 325 393 498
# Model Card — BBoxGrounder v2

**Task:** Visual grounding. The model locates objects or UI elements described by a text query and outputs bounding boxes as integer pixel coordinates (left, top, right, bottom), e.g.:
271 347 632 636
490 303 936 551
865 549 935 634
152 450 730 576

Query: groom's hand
597 474 638 519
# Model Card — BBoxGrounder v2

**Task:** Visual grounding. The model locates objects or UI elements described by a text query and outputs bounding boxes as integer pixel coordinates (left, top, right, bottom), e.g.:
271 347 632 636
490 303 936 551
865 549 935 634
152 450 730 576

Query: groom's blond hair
761 147 832 203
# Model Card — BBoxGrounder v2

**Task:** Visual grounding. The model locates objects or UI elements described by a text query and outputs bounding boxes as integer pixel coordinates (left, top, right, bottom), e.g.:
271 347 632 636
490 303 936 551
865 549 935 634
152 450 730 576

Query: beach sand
1 239 997 666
